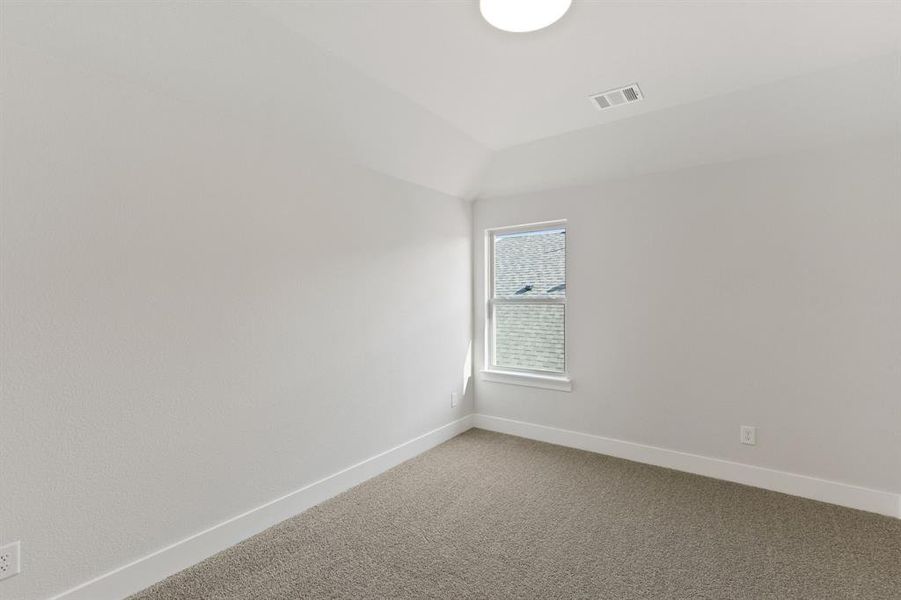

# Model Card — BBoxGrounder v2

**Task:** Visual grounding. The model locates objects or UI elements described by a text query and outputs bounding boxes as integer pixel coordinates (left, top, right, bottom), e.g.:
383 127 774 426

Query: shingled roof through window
493 228 566 373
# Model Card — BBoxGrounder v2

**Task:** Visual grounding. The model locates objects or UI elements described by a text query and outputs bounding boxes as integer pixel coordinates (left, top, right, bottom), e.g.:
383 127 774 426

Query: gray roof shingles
493 230 565 373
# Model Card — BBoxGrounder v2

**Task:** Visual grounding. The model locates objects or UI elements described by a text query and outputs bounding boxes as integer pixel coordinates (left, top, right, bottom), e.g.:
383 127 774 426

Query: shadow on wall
462 340 473 399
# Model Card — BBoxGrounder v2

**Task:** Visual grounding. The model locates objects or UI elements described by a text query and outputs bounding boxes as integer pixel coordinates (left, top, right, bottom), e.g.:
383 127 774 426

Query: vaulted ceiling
4 1 899 199
258 1 901 149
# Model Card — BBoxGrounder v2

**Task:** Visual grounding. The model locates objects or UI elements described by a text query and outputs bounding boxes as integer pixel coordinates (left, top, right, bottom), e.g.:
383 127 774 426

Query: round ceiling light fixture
480 0 572 33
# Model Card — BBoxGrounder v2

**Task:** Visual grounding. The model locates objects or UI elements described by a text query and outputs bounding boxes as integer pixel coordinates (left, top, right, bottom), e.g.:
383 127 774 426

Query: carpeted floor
129 429 901 600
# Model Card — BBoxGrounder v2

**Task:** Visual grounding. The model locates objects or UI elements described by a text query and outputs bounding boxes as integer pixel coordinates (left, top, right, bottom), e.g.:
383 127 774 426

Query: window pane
494 228 565 298
494 303 565 373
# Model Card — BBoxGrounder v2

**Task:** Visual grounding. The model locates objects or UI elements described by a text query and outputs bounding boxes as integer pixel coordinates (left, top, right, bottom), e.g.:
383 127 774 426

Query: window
484 221 569 390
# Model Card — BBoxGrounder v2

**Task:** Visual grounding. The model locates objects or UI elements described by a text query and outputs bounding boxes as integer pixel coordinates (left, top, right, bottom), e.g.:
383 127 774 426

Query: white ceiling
4 1 899 199
1 1 490 197
478 54 901 196
258 0 901 149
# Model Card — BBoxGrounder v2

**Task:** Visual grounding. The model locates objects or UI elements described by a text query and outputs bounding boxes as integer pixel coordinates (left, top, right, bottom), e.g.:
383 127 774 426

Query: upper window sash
487 220 567 300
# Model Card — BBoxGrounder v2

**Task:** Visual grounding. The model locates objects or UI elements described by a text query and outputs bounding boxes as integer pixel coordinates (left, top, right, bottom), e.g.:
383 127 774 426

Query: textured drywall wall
474 139 901 496
0 33 473 600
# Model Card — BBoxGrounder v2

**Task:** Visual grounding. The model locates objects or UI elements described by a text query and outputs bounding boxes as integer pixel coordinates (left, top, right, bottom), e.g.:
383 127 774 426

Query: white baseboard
45 411 899 600
49 415 475 600
473 414 900 519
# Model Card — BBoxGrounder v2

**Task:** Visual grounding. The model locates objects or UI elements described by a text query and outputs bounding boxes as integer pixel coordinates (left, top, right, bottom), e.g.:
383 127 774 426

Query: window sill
480 369 572 392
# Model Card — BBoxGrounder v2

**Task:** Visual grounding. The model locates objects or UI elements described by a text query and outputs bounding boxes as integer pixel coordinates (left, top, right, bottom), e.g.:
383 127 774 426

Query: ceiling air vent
590 83 643 111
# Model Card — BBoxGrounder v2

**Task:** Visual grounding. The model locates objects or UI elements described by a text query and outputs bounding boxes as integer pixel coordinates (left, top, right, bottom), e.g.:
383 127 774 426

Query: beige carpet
129 429 901 600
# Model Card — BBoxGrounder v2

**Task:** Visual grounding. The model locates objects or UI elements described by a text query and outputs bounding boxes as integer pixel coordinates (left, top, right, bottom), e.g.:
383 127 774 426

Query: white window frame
482 220 571 392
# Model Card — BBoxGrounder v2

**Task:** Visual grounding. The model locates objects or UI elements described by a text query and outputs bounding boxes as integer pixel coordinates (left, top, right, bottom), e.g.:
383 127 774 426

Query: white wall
474 138 901 497
0 19 474 600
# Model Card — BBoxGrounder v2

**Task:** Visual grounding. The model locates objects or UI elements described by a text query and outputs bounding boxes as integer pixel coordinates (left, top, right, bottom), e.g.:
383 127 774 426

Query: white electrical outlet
740 426 757 446
0 541 21 581
451 392 459 408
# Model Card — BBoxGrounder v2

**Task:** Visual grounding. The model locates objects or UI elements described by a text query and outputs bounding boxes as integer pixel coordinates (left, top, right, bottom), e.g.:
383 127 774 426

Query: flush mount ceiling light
480 0 572 33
